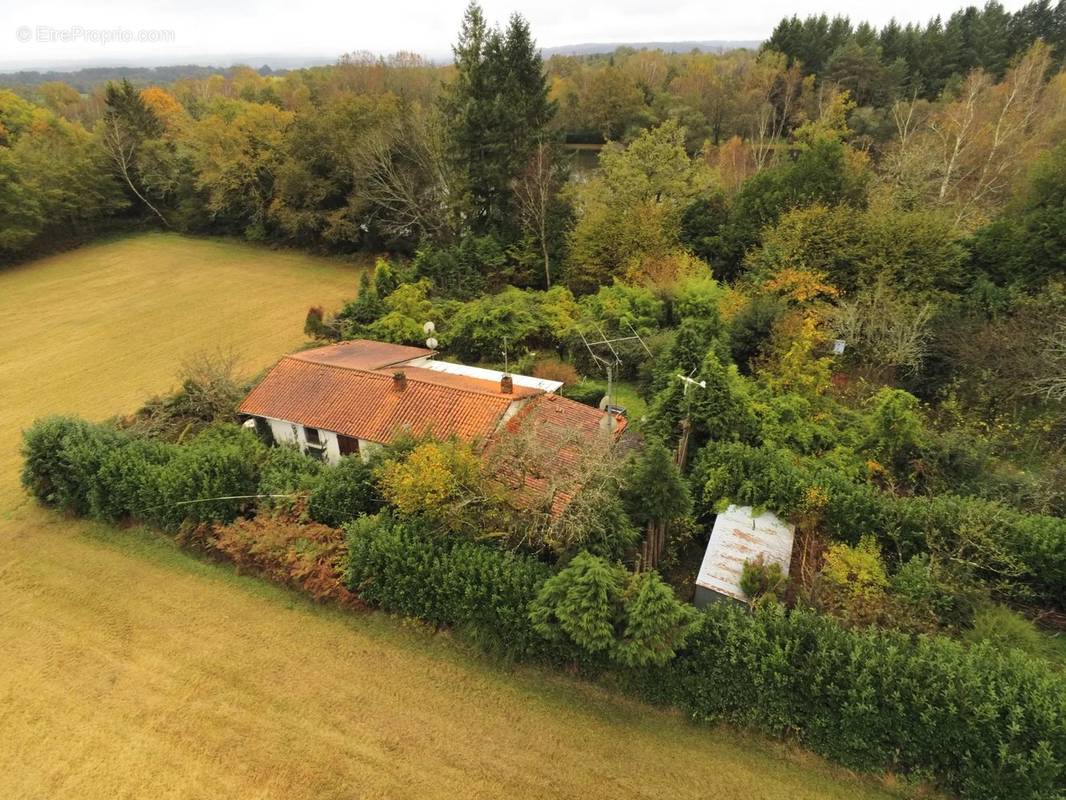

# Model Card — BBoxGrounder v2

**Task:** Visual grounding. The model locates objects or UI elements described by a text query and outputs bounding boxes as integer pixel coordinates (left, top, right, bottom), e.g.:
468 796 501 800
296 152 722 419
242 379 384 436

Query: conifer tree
440 3 555 240
615 571 698 667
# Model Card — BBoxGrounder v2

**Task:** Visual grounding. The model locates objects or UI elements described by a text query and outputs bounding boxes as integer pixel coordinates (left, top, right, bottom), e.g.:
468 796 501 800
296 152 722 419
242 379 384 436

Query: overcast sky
2 0 1032 70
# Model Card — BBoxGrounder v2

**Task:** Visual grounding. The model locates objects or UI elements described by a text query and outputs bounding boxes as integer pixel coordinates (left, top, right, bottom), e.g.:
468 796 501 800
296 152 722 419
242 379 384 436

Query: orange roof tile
239 357 516 445
489 393 627 518
397 366 540 399
291 339 435 371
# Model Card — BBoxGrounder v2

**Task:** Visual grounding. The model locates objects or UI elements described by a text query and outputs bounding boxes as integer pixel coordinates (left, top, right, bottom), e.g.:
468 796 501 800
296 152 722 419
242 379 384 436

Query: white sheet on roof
696 505 795 602
418 360 564 393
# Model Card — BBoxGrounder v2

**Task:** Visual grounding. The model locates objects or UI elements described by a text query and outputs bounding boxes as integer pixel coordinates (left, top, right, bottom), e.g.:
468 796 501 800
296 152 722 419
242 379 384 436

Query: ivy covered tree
623 441 691 569
102 79 170 227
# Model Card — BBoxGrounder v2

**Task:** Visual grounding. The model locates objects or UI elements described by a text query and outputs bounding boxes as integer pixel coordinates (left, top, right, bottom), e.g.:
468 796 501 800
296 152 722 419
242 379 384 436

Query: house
693 505 795 608
238 339 627 512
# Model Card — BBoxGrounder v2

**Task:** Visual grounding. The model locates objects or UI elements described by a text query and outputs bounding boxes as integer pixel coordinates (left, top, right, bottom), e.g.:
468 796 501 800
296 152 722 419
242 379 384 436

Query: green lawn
0 233 905 799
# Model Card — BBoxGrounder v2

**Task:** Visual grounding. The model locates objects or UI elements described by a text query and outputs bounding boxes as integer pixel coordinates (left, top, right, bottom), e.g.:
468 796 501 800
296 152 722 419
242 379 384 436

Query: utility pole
674 373 706 471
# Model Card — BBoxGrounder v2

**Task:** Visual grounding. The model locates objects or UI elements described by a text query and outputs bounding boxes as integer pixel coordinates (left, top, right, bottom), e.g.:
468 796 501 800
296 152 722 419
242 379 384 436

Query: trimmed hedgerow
21 416 126 515
21 416 266 529
690 440 1066 605
344 513 560 661
629 604 1066 800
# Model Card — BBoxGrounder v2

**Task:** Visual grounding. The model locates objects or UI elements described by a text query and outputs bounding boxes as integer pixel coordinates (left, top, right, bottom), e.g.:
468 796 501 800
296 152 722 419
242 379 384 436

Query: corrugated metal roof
696 505 795 603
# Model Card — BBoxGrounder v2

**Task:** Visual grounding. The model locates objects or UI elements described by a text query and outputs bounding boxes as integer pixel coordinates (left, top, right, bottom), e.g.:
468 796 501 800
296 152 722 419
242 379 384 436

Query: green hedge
22 416 266 530
691 441 1066 605
630 604 1066 800
344 514 566 661
343 513 1066 800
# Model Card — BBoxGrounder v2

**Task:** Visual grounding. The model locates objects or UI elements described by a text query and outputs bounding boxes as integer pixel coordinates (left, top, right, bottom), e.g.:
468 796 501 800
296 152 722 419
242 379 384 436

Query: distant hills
0 41 765 89
541 40 762 57
0 58 333 90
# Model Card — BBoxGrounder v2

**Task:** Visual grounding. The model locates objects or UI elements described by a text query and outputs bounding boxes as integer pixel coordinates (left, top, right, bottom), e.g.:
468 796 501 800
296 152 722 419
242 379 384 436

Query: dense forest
10 3 1066 796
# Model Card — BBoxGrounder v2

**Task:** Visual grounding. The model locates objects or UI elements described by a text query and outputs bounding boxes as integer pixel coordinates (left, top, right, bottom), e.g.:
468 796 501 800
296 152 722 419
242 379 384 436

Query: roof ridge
282 356 517 402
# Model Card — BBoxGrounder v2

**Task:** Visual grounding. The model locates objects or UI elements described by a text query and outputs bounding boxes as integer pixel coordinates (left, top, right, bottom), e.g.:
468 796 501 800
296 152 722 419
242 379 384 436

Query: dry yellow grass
0 510 899 800
0 234 901 799
0 232 362 503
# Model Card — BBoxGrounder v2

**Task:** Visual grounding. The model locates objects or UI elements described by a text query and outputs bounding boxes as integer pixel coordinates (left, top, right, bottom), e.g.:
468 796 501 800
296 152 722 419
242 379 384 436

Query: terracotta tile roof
291 339 435 371
239 357 516 445
397 366 540 399
489 393 627 518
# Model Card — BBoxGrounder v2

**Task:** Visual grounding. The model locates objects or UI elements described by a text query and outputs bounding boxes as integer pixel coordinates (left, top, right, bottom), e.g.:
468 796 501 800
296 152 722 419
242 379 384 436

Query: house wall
260 416 375 465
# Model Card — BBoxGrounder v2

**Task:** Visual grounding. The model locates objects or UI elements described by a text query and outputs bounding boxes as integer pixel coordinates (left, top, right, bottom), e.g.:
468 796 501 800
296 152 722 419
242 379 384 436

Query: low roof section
489 393 628 518
289 339 435 371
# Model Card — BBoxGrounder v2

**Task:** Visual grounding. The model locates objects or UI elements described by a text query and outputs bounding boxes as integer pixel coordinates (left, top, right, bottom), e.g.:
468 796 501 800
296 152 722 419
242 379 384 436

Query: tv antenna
578 320 651 432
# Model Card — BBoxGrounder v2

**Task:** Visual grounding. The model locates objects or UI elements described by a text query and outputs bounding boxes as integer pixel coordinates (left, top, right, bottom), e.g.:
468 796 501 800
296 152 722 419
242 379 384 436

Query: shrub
257 445 322 516
614 569 699 667
561 379 606 407
304 306 338 340
739 555 788 608
307 456 379 527
147 425 266 530
530 357 579 386
344 513 555 660
889 554 981 633
963 605 1054 661
375 439 496 534
814 535 890 627
209 516 356 605
125 349 246 441
90 437 173 522
530 552 625 657
20 416 124 514
545 484 640 561
630 604 1066 800
530 552 698 668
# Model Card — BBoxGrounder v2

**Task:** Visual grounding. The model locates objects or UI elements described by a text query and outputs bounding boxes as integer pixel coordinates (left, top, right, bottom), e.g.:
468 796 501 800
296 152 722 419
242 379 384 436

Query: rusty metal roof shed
695 505 795 606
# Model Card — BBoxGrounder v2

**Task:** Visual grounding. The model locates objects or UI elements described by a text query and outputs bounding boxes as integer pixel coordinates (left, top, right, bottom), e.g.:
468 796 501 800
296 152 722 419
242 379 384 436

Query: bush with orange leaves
531 357 579 386
207 516 359 607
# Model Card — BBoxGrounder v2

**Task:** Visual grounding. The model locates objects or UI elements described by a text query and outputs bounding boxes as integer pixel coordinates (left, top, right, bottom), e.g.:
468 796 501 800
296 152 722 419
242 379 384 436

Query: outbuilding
693 505 795 608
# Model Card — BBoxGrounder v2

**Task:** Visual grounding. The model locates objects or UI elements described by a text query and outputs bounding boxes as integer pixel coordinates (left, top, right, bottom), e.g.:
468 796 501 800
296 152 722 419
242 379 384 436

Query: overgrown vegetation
13 2 1066 797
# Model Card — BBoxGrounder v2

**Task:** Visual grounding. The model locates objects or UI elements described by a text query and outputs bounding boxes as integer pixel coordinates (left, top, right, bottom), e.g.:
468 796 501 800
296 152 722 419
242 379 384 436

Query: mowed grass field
0 234 902 799
0 233 363 503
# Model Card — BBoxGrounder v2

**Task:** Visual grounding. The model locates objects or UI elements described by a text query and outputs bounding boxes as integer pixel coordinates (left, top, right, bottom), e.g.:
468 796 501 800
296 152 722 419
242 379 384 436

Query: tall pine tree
441 3 554 241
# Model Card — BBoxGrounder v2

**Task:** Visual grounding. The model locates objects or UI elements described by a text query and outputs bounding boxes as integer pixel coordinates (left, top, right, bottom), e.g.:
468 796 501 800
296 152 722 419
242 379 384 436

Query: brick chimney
393 371 407 391
500 374 513 394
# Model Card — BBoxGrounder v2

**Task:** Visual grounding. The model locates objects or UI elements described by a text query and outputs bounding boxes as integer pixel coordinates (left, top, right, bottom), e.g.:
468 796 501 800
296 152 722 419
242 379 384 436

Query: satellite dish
423 321 436 334
425 336 439 349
